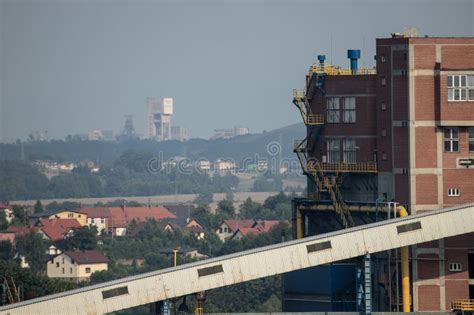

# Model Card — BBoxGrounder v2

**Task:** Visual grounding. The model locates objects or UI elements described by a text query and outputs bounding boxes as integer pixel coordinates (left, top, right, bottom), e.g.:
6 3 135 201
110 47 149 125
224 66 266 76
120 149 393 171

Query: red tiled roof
235 226 262 236
107 207 127 228
6 226 38 235
124 206 177 223
222 219 256 233
80 206 177 229
78 207 111 218
0 204 11 209
255 220 283 232
37 218 81 240
64 250 109 264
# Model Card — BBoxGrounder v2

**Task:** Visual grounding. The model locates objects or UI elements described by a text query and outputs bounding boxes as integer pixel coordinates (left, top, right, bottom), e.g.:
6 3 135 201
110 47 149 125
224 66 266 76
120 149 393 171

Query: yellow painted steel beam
296 207 304 239
397 205 410 313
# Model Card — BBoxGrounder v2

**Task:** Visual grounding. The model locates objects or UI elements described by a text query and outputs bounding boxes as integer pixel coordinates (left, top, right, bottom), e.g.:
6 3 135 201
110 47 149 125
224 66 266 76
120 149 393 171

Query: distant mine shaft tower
292 52 379 235
147 97 173 141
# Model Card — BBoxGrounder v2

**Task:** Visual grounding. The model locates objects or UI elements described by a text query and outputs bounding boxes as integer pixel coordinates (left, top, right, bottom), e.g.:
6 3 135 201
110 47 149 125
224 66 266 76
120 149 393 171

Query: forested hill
0 123 305 163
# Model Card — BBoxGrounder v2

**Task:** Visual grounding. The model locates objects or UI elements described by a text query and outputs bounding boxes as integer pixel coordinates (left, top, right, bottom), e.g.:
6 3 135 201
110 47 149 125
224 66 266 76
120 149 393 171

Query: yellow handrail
307 161 378 173
309 64 377 76
452 299 474 311
306 114 324 125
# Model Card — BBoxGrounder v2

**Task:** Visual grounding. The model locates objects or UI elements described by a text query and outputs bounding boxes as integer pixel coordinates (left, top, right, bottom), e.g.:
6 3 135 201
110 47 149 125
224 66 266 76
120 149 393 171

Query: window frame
343 139 357 163
447 188 460 197
448 75 474 101
449 262 462 272
326 97 340 123
444 127 459 152
342 97 356 123
469 127 474 152
327 139 341 163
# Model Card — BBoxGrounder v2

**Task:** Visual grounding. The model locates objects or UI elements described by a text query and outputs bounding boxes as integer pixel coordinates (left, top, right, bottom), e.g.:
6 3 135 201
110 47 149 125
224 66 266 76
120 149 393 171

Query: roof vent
347 50 361 74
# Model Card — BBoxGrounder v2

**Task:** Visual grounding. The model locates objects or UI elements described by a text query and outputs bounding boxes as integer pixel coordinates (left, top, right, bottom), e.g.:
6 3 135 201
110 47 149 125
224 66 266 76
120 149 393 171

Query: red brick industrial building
291 34 474 311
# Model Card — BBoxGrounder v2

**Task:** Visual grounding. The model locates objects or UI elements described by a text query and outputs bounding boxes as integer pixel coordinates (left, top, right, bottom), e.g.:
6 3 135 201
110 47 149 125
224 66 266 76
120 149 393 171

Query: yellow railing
309 64 376 76
452 299 474 311
306 114 324 125
293 89 305 101
307 161 377 173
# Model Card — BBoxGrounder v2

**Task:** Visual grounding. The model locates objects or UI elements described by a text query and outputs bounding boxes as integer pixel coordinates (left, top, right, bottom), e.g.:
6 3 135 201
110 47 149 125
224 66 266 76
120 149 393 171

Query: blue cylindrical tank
347 49 361 74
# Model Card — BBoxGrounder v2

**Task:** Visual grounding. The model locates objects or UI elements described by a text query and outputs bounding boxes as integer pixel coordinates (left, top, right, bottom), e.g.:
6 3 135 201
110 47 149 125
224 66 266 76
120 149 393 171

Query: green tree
0 240 13 260
0 210 7 230
15 233 48 273
34 200 44 214
239 197 262 219
12 205 28 226
216 199 235 219
61 226 98 250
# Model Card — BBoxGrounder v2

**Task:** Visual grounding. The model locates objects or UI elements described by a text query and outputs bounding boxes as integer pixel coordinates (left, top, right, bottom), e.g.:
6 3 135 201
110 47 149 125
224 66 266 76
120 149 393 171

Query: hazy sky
1 0 473 141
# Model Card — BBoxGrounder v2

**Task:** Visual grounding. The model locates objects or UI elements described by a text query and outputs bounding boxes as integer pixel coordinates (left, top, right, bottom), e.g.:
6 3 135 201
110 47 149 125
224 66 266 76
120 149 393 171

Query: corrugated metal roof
2 203 474 315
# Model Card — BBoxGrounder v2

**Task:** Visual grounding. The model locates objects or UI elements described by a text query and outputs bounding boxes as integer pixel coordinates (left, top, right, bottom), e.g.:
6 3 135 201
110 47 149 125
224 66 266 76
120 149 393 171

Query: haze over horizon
1 0 473 142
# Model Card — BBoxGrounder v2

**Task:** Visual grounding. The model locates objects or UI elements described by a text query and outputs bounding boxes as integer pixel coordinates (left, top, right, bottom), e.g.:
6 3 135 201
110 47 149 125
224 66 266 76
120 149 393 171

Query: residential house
97 205 177 236
0 203 14 224
160 217 206 239
215 219 255 241
47 250 109 282
48 210 88 226
79 207 110 235
214 159 236 173
36 218 81 241
217 219 288 241
47 245 62 256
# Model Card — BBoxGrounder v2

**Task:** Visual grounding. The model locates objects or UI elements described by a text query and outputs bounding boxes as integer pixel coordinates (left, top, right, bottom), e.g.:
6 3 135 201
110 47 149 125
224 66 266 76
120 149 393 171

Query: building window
68 213 74 218
382 152 387 161
62 268 65 274
223 227 228 233
327 139 341 163
327 97 340 123
381 78 386 86
469 127 474 152
85 267 91 273
343 97 356 123
380 55 386 63
101 218 105 224
444 127 459 152
56 262 60 267
381 103 387 111
382 129 387 137
62 258 65 264
448 188 460 197
70 267 73 274
449 262 462 272
447 75 472 101
343 139 356 163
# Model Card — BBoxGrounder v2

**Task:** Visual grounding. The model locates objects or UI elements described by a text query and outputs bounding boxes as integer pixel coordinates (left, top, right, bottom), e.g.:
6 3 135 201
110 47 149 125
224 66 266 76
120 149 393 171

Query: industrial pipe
397 205 410 312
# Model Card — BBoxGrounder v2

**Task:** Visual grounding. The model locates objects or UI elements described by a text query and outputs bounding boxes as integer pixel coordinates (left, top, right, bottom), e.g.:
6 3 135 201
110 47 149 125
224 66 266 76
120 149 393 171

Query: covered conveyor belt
2 203 474 315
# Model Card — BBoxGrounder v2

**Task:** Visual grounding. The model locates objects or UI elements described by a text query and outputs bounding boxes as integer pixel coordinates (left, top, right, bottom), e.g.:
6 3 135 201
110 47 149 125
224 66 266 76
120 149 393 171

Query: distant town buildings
212 125 249 139
171 126 189 141
27 130 48 142
87 130 114 141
